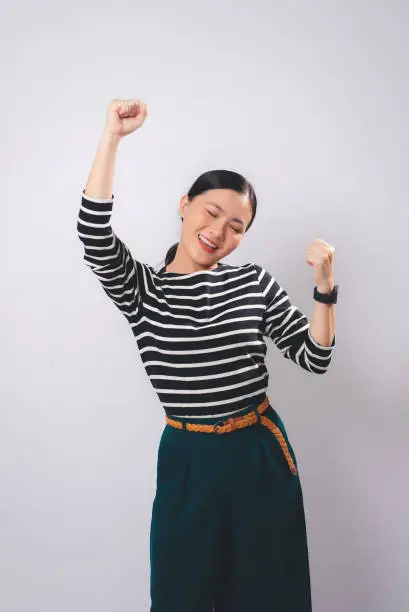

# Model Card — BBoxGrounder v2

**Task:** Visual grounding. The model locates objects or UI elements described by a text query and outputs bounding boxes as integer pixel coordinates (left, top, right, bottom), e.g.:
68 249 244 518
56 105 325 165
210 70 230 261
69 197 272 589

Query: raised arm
84 130 121 200
77 99 148 323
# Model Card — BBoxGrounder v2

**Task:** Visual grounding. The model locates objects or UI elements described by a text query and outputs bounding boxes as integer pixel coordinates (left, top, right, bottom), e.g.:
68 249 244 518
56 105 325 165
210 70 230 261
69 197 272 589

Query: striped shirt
77 191 336 418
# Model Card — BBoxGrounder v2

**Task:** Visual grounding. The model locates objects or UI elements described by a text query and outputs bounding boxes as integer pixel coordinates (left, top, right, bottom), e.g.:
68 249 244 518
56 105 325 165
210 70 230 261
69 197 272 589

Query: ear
179 194 190 217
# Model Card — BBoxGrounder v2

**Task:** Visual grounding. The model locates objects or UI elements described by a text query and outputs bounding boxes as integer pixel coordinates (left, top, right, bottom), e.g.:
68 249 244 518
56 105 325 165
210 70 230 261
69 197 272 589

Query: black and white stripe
77 191 335 418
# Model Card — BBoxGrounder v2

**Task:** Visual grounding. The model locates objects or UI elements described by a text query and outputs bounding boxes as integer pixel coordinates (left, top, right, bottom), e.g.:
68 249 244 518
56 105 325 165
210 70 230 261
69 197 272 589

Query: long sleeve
77 190 142 322
254 263 335 374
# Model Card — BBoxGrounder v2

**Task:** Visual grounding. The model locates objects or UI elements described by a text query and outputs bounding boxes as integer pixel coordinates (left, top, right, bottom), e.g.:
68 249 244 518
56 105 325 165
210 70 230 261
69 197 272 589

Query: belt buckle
213 417 237 434
213 419 226 434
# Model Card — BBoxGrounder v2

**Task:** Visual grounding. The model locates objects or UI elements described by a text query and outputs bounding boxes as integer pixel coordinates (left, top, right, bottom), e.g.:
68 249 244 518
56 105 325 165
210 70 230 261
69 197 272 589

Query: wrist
316 279 335 293
101 131 122 149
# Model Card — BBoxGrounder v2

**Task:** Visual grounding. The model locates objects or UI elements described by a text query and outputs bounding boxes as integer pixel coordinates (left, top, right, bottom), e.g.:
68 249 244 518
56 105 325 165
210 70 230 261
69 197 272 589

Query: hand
306 239 335 291
104 98 148 138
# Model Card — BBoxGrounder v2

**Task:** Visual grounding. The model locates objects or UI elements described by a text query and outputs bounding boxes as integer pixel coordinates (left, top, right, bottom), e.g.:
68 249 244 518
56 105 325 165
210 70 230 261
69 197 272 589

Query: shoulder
222 262 276 291
243 261 273 283
216 261 265 283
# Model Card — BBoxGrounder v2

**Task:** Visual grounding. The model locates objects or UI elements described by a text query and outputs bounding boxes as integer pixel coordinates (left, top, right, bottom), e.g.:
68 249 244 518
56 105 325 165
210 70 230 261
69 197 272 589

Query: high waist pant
150 397 312 611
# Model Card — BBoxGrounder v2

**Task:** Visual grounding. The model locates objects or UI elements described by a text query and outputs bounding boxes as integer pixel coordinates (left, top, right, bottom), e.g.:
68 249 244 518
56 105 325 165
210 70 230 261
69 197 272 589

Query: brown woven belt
165 396 297 476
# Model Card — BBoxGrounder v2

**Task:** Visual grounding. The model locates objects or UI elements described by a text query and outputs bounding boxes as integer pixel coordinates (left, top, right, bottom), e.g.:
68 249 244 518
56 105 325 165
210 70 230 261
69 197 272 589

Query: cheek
225 233 242 249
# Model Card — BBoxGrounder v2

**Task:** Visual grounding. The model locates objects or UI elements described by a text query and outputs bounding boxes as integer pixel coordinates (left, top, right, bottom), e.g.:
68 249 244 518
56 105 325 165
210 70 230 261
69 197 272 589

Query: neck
167 243 220 274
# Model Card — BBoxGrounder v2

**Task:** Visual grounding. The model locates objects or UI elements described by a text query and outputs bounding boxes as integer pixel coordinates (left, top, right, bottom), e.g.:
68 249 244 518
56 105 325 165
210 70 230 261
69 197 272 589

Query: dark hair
164 169 257 266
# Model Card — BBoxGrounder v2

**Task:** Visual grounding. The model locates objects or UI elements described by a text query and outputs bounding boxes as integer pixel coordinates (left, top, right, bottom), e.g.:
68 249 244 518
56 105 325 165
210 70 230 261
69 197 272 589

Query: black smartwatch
313 284 339 304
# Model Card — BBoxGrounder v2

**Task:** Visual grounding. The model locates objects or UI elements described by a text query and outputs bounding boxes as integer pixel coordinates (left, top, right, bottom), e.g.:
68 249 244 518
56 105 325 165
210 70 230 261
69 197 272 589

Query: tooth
200 234 216 248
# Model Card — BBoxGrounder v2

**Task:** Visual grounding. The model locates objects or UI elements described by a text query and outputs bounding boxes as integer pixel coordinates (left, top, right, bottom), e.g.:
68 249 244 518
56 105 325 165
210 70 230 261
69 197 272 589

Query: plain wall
2 0 408 610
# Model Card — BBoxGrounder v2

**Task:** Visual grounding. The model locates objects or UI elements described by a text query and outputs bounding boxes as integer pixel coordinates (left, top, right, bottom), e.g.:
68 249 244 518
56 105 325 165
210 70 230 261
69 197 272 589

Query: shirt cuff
307 327 336 350
82 189 114 203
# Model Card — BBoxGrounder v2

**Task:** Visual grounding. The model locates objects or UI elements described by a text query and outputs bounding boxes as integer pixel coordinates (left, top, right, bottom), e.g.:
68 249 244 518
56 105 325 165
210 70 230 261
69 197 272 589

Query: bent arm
254 264 336 374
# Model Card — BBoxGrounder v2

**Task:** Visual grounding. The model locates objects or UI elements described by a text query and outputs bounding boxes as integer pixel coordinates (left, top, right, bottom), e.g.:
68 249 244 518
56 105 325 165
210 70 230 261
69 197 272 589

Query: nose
210 222 225 240
210 231 223 245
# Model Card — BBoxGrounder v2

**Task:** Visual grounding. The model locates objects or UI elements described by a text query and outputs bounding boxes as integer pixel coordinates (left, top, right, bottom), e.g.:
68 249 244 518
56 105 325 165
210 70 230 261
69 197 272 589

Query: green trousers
150 396 312 611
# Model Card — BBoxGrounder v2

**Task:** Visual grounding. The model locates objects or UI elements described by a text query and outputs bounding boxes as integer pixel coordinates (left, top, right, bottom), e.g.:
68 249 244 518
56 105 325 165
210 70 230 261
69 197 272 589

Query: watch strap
314 284 338 304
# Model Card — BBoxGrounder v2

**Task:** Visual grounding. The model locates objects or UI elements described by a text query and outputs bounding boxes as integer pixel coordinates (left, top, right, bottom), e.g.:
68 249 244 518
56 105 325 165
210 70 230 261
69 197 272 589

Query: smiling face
171 188 253 272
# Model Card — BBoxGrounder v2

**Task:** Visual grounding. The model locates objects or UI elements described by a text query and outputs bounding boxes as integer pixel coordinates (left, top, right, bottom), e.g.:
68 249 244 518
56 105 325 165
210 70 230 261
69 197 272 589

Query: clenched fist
104 99 148 138
306 238 335 292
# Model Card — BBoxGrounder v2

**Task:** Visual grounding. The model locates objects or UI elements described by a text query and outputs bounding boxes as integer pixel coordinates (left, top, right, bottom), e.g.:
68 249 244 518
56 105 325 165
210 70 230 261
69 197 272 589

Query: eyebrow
206 202 245 226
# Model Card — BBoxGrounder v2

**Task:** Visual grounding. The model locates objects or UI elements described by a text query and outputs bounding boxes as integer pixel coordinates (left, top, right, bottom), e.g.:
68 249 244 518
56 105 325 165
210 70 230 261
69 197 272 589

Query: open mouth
198 233 218 253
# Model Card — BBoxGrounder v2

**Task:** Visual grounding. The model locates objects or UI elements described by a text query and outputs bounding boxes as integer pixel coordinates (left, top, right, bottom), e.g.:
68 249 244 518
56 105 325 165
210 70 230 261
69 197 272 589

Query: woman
77 99 337 611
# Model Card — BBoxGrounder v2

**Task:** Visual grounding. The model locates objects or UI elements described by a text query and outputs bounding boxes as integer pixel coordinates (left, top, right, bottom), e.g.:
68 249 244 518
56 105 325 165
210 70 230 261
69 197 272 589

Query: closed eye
206 210 241 233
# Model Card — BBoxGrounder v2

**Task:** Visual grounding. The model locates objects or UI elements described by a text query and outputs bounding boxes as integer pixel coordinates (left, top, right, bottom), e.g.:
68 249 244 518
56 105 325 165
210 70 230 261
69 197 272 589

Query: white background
2 0 408 610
